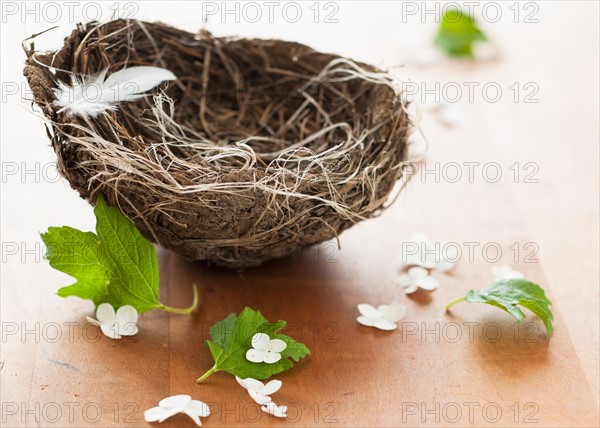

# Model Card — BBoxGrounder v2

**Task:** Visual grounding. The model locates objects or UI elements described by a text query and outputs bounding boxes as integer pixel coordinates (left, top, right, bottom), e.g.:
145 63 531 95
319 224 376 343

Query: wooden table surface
1 2 598 427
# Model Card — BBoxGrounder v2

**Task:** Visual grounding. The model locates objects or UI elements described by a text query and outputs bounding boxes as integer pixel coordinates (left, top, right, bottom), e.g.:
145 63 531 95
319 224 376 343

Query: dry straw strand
24 19 412 268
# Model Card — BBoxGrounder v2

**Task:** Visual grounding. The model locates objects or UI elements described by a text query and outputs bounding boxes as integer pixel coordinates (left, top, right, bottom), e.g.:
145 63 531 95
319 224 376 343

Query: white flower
437 103 468 127
398 266 439 294
236 376 282 405
144 395 210 427
261 403 287 418
86 303 138 339
246 333 287 364
356 302 406 331
472 41 500 61
491 265 524 281
403 232 458 272
408 130 428 158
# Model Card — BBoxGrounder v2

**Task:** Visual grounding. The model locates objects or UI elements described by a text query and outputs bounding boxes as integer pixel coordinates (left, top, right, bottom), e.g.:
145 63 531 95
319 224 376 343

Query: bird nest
24 19 412 268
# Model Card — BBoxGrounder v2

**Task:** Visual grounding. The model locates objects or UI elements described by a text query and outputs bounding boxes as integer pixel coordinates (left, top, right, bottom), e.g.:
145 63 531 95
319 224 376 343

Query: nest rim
24 19 412 268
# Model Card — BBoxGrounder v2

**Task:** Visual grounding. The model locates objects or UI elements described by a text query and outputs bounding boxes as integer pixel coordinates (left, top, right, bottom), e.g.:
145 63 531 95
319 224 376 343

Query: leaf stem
445 296 466 310
196 366 218 383
158 283 199 314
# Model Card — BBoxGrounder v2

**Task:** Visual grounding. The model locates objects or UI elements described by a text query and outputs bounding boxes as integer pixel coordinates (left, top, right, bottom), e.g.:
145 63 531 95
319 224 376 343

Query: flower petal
435 260 456 272
357 303 380 318
96 303 116 325
373 318 398 331
357 315 376 327
262 404 287 418
491 265 508 278
408 266 429 279
118 323 139 336
182 412 202 427
378 303 406 323
260 379 282 396
143 406 164 422
144 396 193 424
157 408 182 424
86 316 102 326
396 273 414 287
246 349 267 363
403 284 419 294
251 333 271 351
406 254 436 269
235 376 248 390
159 395 192 410
100 323 121 339
249 389 272 405
263 351 282 364
236 376 264 392
269 339 287 353
416 275 439 291
492 265 524 280
115 305 138 324
185 400 210 417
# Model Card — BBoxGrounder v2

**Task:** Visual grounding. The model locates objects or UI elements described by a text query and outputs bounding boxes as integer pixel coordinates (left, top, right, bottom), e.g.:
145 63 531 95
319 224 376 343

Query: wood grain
1 2 598 427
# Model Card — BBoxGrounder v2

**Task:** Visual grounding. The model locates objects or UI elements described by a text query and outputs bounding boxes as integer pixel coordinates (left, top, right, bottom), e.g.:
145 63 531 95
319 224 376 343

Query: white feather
53 66 177 118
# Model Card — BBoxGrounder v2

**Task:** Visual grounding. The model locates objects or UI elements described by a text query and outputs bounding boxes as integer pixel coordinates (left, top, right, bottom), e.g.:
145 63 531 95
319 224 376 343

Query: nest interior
24 19 411 268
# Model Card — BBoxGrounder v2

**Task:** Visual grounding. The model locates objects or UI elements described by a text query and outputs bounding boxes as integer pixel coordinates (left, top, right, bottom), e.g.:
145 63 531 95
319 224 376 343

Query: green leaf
41 194 197 314
197 307 310 382
434 9 487 57
446 278 554 337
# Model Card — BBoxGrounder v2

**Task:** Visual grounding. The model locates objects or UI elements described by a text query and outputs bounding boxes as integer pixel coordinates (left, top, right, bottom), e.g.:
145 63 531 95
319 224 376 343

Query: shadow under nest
24 19 412 268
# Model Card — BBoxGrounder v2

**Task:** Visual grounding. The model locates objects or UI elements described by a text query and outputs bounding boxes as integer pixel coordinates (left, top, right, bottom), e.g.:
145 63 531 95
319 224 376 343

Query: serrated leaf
434 9 487 57
197 307 310 382
448 278 554 337
39 194 207 316
209 312 237 349
41 194 160 313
